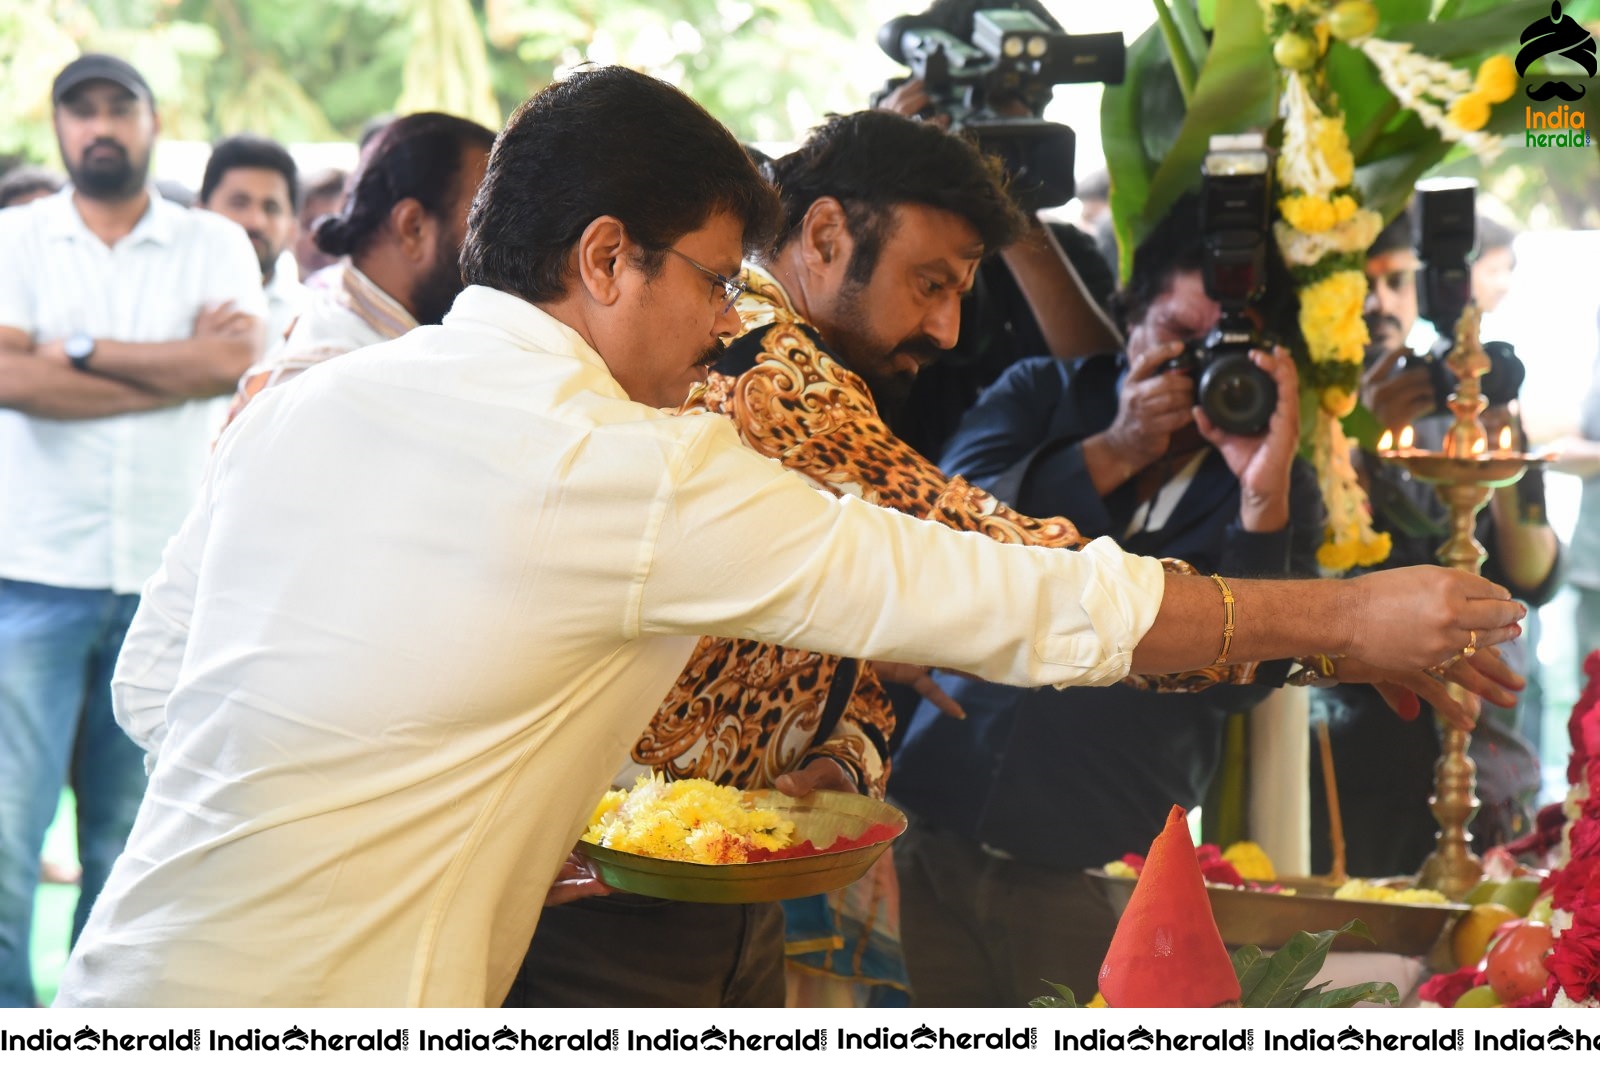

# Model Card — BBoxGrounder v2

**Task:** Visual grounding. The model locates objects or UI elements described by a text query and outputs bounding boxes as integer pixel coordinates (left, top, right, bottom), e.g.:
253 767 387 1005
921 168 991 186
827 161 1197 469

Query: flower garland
1545 651 1600 1007
1259 0 1513 572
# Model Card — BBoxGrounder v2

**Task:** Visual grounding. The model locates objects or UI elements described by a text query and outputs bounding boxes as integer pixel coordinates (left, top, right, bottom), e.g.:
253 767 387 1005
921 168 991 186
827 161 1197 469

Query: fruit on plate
1452 902 1519 968
1464 879 1503 905
1453 985 1503 1008
1484 920 1554 1003
1489 877 1542 917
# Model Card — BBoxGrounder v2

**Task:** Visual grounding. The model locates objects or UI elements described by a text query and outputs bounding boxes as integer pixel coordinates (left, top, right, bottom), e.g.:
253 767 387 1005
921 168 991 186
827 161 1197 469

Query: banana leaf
1387 0 1600 59
1102 25 1176 281
1144 0 1277 232
1102 0 1275 279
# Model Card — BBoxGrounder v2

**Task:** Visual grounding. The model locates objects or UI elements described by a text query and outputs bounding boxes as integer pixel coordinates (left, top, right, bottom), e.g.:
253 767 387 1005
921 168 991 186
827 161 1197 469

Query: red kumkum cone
1097 805 1241 1008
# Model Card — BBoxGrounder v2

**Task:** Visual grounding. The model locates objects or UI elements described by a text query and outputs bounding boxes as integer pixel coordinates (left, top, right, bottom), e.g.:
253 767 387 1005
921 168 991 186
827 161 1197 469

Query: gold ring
1429 630 1480 678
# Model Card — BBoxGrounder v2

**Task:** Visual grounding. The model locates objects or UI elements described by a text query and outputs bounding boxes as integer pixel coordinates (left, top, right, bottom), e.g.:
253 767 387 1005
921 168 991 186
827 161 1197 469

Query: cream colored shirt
58 285 1163 1007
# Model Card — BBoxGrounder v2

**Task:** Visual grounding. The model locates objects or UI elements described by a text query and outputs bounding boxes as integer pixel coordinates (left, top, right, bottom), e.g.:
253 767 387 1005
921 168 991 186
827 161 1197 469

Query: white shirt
262 258 307 352
58 285 1164 1007
227 260 417 419
0 187 267 593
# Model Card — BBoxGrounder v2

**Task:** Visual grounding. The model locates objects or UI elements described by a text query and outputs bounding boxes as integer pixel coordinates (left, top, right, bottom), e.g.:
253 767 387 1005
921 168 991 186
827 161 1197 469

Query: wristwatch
64 333 96 372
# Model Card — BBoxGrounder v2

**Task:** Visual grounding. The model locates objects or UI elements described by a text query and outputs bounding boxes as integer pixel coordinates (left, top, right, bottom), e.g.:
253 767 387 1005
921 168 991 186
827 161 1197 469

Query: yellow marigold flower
1475 54 1516 104
1317 536 1359 573
1321 387 1357 417
1280 194 1337 233
1330 194 1358 224
1333 878 1448 904
1313 118 1356 187
1448 91 1492 132
1223 841 1276 881
1299 270 1369 365
1354 530 1392 567
1087 992 1109 1008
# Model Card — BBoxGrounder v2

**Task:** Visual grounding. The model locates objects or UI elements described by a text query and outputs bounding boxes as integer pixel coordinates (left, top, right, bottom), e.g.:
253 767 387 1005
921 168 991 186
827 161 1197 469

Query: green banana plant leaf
1388 0 1600 59
1103 0 1275 280
1143 0 1276 240
1102 25 1176 282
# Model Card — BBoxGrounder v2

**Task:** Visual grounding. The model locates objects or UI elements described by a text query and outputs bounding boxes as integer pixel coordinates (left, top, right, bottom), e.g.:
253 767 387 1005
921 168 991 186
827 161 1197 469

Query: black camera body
1400 338 1527 414
1160 135 1278 437
876 2 1124 210
1405 179 1526 414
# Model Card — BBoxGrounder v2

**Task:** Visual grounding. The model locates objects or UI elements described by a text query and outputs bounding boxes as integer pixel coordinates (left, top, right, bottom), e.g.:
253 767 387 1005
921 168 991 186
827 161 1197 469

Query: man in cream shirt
0 54 264 1007
59 68 1524 1007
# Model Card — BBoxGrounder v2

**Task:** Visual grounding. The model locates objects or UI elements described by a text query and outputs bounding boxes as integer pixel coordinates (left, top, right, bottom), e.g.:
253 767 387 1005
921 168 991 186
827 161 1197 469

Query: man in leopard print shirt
506 112 1520 1008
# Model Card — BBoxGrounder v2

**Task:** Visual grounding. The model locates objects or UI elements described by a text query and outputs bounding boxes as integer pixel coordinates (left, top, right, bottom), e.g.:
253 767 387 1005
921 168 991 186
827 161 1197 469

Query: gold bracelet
1209 574 1235 667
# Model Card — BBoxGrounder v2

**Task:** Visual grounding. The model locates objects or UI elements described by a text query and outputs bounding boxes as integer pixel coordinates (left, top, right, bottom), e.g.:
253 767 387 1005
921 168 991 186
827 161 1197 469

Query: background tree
0 0 905 165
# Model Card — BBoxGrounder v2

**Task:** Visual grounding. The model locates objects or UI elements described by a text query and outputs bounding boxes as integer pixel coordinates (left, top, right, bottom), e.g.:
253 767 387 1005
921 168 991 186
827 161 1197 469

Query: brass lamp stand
1375 304 1545 898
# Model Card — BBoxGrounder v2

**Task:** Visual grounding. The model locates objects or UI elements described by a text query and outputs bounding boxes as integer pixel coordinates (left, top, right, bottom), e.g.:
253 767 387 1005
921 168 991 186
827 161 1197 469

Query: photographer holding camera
872 0 1124 459
1310 201 1561 877
889 189 1321 1006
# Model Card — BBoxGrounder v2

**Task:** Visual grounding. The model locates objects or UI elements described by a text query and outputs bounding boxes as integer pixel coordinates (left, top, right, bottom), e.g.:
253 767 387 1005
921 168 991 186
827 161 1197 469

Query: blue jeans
0 579 146 1007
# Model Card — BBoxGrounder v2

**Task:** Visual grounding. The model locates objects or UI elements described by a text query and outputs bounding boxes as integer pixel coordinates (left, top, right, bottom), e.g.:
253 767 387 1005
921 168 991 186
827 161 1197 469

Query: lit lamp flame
1398 425 1415 451
1378 429 1393 452
1498 426 1513 452
1471 436 1486 456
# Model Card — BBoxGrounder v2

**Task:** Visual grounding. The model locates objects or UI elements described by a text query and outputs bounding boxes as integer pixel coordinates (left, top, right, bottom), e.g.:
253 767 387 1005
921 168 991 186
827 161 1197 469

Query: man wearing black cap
0 53 266 1006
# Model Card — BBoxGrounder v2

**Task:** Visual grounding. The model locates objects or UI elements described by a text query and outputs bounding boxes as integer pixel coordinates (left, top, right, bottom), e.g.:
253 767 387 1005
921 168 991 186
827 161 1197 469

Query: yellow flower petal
1448 91 1491 132
1475 54 1516 105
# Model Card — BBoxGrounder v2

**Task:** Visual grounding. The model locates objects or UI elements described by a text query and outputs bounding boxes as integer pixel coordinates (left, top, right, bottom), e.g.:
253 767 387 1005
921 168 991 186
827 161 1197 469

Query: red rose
1552 856 1600 913
1120 852 1146 874
1194 846 1244 886
1418 964 1487 1007
1571 819 1600 862
1547 912 1600 1003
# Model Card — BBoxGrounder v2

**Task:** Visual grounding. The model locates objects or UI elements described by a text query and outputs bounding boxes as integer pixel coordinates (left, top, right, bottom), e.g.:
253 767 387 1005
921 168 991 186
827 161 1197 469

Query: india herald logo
1518 1 1597 101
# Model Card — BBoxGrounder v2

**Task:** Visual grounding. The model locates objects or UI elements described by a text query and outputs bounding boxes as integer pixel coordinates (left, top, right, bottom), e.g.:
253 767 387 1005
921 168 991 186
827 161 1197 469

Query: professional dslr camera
1160 134 1279 437
875 0 1124 210
1400 178 1526 411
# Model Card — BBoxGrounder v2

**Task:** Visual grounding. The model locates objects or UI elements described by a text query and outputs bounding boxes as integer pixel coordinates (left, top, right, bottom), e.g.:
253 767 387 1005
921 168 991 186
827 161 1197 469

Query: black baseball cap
52 53 154 107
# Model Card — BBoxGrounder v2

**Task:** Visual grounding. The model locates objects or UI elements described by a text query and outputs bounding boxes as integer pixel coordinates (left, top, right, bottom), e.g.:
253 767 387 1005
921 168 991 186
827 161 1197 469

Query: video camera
875 1 1124 211
1402 178 1526 412
1160 134 1279 437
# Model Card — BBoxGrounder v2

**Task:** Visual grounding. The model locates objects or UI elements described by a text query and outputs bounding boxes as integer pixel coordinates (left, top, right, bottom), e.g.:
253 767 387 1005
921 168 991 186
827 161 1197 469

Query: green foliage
0 0 900 163
1232 920 1400 1008
1099 0 1600 270
1027 981 1079 1008
1102 0 1274 280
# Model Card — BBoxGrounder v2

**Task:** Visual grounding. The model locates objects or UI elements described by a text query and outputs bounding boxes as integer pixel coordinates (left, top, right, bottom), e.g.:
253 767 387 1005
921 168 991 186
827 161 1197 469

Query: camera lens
1199 355 1277 436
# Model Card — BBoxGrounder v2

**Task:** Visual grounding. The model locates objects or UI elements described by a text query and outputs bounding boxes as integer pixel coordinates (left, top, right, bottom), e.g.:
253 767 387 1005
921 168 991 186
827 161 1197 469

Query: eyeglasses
667 247 751 315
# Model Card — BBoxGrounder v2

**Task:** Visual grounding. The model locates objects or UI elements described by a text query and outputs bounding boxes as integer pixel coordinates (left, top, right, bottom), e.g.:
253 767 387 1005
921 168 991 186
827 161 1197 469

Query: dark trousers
894 819 1116 1007
503 896 786 1008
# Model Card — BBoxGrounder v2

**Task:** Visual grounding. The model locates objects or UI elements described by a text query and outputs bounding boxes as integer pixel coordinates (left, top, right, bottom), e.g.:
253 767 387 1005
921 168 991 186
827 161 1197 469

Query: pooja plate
1088 871 1468 956
575 790 906 904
